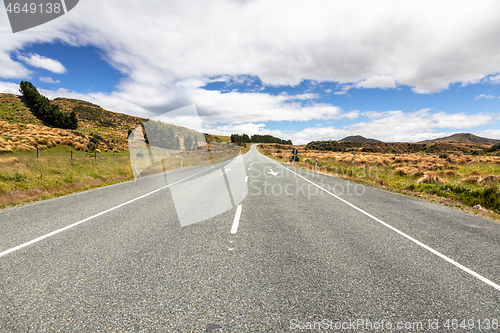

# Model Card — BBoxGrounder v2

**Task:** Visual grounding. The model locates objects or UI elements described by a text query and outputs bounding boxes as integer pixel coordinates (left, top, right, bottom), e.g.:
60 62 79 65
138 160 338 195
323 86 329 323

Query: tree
68 110 78 129
184 134 193 150
19 81 78 130
174 135 180 150
192 134 198 148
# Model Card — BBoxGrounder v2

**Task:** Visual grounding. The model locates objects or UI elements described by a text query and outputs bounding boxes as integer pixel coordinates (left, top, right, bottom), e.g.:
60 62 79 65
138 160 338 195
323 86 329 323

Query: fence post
37 147 39 158
114 151 116 159
181 156 183 168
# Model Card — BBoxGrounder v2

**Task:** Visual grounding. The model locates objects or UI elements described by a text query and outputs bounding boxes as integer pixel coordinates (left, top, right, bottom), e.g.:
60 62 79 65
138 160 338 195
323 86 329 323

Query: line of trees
141 120 181 150
19 81 78 129
230 133 292 145
183 133 200 150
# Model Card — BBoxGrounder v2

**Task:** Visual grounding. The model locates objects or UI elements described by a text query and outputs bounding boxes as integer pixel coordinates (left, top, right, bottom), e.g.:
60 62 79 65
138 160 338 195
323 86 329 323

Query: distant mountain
420 133 500 145
339 135 382 143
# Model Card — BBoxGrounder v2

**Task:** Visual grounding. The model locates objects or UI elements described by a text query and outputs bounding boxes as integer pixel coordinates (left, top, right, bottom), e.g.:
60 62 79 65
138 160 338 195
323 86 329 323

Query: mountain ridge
339 135 382 143
420 133 500 145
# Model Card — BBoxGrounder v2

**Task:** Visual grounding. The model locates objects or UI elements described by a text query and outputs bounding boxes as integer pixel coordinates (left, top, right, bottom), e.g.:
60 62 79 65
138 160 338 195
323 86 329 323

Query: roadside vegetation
260 144 500 221
0 88 241 208
0 149 133 208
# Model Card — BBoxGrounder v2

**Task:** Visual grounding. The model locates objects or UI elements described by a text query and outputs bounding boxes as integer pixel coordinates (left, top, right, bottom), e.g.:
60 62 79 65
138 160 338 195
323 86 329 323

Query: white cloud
0 81 22 94
18 53 66 74
9 81 351 127
204 109 495 145
39 76 60 84
489 74 500 84
190 89 348 124
473 130 500 140
37 86 153 119
341 110 492 142
1 0 496 94
1 0 500 142
475 93 495 100
356 76 396 89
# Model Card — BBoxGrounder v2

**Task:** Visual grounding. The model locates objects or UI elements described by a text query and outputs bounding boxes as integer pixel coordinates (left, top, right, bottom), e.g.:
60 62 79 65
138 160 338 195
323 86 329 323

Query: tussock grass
463 174 482 184
417 171 447 184
260 144 500 216
480 174 500 184
0 120 128 152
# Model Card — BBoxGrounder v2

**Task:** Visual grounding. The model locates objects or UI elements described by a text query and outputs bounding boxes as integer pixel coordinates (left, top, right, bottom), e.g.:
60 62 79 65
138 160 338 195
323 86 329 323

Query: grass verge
258 144 500 222
0 150 133 209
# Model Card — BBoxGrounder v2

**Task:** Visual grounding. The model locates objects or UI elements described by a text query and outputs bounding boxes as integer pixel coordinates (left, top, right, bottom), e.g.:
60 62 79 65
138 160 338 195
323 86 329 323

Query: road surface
1 145 499 332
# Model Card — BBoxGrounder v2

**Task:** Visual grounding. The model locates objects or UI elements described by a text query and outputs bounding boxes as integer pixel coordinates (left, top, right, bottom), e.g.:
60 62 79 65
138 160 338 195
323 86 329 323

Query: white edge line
0 167 211 259
266 156 500 292
231 205 243 234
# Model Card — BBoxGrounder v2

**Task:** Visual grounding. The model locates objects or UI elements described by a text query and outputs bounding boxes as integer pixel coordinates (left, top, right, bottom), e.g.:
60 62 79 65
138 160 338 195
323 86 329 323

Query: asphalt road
1 144 499 332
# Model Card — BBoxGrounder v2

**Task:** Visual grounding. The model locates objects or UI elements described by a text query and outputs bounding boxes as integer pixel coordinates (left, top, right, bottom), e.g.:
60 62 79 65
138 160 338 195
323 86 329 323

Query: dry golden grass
411 169 425 177
0 156 20 164
0 120 128 152
417 171 447 184
440 170 460 177
463 174 482 184
394 167 409 176
261 144 500 218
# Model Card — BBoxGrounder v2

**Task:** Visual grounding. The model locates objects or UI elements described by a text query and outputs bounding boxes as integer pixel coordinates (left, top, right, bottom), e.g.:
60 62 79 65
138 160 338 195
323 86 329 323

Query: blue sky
0 1 499 144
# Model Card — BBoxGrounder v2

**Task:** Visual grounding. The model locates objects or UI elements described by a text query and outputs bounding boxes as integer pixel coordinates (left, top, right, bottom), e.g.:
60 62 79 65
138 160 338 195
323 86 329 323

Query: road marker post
315 159 318 172
133 165 140 178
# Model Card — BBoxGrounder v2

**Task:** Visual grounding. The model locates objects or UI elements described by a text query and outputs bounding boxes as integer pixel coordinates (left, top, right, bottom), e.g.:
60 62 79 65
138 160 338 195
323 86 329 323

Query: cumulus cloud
204 109 495 144
39 76 60 84
340 110 493 142
356 76 396 89
18 53 66 74
2 0 498 94
474 130 500 140
190 89 348 124
488 74 500 84
0 81 22 94
475 93 495 100
1 0 500 143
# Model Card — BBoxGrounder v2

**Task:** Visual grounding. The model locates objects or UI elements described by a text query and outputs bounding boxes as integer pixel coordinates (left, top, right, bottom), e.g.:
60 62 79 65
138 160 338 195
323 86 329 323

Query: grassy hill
339 135 382 143
0 92 232 208
0 93 231 153
0 93 146 153
420 133 500 145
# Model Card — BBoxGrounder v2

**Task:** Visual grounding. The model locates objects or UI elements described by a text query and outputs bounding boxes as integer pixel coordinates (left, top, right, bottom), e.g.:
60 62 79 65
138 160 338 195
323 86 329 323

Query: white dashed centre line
231 205 243 234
